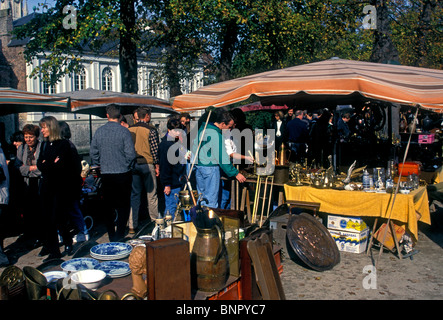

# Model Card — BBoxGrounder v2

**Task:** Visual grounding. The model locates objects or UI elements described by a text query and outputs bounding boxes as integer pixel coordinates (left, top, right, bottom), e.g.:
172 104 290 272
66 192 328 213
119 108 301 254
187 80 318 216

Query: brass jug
276 143 291 165
190 225 229 292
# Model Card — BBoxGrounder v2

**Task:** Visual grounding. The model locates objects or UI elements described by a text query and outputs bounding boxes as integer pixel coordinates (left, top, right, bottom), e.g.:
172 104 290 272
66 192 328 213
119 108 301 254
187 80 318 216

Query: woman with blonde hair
37 116 79 261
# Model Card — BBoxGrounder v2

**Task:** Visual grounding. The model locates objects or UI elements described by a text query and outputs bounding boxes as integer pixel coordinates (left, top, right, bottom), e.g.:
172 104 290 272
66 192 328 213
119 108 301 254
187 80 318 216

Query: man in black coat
286 110 309 163
159 117 187 219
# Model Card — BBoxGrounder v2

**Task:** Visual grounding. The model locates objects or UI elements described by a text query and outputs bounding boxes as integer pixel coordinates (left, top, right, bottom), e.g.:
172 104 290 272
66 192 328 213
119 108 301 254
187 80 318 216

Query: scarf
26 145 36 166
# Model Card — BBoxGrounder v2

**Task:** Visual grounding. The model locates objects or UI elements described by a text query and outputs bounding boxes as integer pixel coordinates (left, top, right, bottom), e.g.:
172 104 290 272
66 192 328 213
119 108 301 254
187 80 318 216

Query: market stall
283 184 430 242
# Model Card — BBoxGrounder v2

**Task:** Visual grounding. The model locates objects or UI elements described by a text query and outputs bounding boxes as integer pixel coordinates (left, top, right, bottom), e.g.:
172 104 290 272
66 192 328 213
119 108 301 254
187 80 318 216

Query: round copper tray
286 213 340 271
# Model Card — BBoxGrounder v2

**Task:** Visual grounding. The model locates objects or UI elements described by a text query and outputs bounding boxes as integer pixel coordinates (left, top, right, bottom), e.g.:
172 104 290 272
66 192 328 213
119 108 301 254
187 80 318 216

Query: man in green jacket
193 110 246 208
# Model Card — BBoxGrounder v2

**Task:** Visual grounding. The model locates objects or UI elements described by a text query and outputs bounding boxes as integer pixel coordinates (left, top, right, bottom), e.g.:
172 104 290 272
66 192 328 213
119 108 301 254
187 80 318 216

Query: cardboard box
373 222 405 251
327 215 367 233
329 228 369 254
172 221 197 252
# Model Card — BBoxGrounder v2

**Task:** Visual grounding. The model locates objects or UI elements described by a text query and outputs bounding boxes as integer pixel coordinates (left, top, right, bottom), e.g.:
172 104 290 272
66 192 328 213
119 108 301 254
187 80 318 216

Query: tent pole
375 106 419 268
89 114 92 143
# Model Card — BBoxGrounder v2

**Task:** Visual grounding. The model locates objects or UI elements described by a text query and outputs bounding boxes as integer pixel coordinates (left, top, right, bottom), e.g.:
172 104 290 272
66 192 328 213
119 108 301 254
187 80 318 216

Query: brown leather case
146 238 191 300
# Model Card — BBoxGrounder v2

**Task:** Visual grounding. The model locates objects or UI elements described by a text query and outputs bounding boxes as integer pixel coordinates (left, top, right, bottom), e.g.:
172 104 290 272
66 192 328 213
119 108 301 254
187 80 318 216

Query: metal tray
286 213 340 271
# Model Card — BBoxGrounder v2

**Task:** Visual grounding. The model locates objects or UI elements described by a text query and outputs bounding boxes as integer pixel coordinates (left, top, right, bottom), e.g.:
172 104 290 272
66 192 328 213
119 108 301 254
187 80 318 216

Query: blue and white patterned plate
44 271 68 283
95 261 131 278
61 258 100 272
90 242 132 260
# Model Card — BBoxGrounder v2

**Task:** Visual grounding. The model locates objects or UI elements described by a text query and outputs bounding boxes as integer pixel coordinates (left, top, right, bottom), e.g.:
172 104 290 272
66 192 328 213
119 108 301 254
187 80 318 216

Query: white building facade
25 52 204 121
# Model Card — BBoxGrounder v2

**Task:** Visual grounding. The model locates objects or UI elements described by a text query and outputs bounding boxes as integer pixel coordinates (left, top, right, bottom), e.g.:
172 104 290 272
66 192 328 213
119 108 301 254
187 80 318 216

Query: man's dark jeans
101 171 132 241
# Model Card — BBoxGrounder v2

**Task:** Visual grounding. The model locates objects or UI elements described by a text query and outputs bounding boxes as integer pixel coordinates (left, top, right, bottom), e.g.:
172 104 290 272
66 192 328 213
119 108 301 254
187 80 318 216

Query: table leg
278 190 284 206
245 188 252 223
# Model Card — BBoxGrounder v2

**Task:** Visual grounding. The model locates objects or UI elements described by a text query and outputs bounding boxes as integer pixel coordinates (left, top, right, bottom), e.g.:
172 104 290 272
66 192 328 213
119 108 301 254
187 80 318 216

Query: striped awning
61 88 177 118
171 58 443 112
0 87 69 115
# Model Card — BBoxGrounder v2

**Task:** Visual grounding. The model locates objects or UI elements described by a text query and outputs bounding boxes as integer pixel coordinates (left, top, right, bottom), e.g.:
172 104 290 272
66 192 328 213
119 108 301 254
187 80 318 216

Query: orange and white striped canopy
171 58 443 113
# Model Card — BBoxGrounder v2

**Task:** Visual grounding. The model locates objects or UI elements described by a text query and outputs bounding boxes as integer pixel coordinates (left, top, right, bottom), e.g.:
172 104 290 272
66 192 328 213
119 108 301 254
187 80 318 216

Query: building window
75 68 86 91
102 67 113 91
148 73 156 97
42 82 56 94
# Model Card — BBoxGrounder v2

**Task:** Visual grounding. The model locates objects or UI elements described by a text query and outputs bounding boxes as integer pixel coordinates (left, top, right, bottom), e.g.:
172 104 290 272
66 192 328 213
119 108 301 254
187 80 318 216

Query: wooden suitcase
146 238 191 300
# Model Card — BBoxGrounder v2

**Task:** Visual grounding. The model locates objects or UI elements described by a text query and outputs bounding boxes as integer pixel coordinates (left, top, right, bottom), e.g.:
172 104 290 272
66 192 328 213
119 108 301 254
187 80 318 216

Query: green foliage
389 0 443 69
245 110 273 130
12 0 442 91
14 0 121 85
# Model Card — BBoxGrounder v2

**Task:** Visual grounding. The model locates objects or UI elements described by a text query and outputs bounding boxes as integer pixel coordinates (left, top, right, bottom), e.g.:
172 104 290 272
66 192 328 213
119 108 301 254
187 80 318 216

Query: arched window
102 67 113 91
75 67 86 91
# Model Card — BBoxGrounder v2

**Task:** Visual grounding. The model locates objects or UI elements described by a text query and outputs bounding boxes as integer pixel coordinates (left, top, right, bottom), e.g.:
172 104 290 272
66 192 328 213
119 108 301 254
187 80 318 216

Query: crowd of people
1 103 440 267
0 105 341 267
272 107 335 168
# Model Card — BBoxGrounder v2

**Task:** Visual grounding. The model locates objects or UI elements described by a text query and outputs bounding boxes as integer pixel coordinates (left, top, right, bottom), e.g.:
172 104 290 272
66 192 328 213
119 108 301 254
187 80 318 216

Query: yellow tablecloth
284 185 431 242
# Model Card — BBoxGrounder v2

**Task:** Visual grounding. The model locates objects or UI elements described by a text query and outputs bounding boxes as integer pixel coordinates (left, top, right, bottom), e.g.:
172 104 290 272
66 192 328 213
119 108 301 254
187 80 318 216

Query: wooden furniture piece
146 238 191 300
247 233 285 300
285 200 321 217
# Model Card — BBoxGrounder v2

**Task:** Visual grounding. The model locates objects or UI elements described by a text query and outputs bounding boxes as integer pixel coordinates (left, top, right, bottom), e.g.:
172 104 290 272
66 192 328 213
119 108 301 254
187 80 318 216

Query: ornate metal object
0 266 24 289
286 213 340 271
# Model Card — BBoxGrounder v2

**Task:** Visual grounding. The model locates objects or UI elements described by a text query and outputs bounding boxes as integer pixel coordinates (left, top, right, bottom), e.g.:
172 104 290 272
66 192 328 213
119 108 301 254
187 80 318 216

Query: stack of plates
90 242 132 260
95 261 131 278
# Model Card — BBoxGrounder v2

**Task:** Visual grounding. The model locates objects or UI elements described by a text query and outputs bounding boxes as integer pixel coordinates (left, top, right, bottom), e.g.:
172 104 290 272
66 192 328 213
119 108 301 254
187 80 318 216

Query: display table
283 184 431 242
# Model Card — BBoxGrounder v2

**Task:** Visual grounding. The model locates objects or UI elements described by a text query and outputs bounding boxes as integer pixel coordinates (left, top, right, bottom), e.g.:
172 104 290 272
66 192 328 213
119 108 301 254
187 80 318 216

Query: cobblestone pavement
280 222 443 300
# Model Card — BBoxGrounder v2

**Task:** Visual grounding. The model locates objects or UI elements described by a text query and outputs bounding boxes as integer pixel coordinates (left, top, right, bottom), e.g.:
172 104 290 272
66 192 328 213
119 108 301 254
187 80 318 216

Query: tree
390 0 442 69
14 0 140 93
14 0 441 99
138 0 206 97
369 0 400 64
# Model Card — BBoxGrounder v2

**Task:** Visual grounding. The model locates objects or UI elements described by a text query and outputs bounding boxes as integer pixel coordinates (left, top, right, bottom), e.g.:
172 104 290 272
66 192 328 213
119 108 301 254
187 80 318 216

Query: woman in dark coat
37 116 79 261
17 125 43 247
